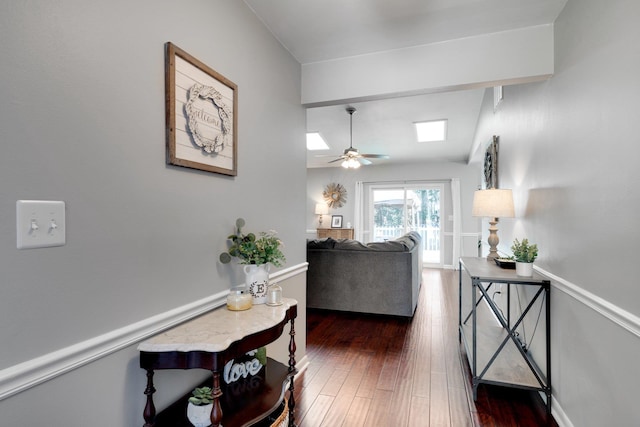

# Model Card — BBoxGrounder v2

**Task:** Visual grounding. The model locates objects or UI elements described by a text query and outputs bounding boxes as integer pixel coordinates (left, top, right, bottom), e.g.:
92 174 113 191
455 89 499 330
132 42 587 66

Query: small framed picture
331 215 343 228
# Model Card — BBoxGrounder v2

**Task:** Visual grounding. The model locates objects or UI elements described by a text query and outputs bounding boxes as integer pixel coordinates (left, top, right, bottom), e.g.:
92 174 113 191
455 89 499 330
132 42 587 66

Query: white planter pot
187 402 212 427
244 264 270 304
515 261 534 277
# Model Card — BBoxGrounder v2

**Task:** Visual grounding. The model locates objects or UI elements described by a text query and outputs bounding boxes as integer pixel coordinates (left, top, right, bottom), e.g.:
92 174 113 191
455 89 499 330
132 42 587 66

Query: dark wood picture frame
165 42 238 176
331 215 343 228
484 135 499 189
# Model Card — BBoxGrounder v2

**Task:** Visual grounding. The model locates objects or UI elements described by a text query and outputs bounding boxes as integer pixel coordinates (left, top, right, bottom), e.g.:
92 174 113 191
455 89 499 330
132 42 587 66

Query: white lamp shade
472 189 515 218
315 203 329 215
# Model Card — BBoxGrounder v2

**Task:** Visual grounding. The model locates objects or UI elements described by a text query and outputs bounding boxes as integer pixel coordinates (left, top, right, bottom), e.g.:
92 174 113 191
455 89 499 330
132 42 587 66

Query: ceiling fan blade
329 107 388 166
360 154 390 159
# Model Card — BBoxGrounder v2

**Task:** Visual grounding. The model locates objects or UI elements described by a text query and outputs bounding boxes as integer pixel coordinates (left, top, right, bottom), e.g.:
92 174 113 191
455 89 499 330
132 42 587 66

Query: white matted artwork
165 42 238 176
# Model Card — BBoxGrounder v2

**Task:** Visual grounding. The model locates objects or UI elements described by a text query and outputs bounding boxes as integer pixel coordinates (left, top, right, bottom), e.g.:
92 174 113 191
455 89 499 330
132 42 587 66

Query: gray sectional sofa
306 232 422 317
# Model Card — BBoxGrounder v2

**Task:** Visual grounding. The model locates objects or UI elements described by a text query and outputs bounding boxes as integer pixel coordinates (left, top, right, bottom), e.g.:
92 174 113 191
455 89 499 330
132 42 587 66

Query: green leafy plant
511 238 538 263
219 218 286 267
188 386 213 406
255 347 267 366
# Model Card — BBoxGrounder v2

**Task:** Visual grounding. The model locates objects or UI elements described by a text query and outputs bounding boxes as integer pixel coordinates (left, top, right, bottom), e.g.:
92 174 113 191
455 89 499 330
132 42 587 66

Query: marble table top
138 298 297 353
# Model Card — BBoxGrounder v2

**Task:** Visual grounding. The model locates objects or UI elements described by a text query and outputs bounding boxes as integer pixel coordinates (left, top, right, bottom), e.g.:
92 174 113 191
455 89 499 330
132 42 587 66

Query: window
368 183 443 266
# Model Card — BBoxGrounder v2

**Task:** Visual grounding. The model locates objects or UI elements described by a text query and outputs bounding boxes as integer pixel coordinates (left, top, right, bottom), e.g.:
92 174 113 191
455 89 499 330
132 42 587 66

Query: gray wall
0 1 306 425
473 0 640 425
307 162 481 266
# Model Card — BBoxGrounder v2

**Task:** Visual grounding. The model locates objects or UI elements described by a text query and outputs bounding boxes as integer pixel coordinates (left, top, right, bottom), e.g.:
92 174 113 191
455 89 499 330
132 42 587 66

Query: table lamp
472 189 515 261
315 203 329 227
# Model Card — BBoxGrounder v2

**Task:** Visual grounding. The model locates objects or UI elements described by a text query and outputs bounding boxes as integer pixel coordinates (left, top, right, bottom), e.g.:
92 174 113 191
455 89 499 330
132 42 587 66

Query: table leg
143 369 156 427
288 317 297 427
210 371 223 427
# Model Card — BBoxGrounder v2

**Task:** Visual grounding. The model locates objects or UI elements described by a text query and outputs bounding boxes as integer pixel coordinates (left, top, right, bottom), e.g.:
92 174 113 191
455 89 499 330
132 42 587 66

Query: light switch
16 200 66 249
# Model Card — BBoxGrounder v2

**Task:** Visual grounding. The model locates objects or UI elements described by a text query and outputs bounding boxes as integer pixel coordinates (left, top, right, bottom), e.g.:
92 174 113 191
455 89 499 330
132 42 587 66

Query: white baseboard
294 355 310 378
551 394 575 427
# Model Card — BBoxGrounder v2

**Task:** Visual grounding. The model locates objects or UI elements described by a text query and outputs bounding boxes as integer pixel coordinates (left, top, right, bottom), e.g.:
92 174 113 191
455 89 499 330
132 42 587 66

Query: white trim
354 181 364 242
551 394 575 427
272 262 309 283
294 355 310 378
451 178 461 267
0 262 309 401
535 265 640 339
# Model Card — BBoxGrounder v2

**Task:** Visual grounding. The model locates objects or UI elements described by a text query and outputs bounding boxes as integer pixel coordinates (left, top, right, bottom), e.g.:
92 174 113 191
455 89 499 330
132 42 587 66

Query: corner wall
472 0 640 425
0 1 306 425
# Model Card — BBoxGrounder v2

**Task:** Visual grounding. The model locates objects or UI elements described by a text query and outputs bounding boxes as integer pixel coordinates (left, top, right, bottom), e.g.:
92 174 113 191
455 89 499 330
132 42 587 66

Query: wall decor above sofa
323 182 347 208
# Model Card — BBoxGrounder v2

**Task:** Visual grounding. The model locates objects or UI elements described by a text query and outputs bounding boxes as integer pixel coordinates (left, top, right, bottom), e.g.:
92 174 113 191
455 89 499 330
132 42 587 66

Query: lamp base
486 218 500 261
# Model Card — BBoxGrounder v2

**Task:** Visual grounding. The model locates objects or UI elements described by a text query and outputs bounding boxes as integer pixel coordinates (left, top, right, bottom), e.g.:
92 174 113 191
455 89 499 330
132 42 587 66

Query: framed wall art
484 135 499 189
165 42 238 176
323 182 347 208
331 215 343 228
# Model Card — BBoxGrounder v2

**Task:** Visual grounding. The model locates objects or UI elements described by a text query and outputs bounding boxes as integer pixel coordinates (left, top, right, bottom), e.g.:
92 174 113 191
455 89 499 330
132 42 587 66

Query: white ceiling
243 0 567 168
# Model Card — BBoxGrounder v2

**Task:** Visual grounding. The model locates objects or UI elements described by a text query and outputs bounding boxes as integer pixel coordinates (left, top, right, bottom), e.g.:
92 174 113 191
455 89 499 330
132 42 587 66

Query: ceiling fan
327 107 389 168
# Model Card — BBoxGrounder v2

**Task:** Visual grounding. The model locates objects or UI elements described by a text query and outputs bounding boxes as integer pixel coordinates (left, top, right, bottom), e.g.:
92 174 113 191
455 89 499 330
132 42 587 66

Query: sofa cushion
332 239 370 250
365 240 410 251
308 233 420 252
307 237 336 249
392 235 418 250
405 231 421 244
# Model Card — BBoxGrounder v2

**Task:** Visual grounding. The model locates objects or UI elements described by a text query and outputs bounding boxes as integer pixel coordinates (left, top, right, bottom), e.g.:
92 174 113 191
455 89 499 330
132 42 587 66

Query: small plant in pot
511 238 538 277
187 386 214 427
220 218 286 305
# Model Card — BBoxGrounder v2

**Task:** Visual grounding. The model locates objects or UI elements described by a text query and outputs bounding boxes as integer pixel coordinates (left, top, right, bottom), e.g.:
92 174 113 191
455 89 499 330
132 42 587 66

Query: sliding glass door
369 184 443 267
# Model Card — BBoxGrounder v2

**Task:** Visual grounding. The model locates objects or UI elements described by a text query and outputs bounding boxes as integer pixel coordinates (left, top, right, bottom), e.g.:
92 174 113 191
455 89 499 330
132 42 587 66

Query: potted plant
511 238 538 277
220 218 286 304
186 386 213 427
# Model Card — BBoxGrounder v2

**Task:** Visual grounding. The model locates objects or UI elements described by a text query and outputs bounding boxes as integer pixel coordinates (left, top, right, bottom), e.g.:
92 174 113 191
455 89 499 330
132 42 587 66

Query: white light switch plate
16 200 66 249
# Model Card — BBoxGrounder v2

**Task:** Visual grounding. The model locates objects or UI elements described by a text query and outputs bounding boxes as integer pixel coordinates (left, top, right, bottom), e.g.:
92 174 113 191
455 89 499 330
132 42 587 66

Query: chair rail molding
0 262 309 401
535 265 640 339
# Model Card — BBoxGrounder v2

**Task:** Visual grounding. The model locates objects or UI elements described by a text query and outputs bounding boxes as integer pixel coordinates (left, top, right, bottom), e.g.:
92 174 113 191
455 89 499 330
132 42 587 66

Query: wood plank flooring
293 268 558 427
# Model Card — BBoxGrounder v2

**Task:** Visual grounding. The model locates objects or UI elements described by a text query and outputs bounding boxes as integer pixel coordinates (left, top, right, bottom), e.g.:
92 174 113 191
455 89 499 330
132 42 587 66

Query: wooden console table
138 298 297 427
317 228 353 239
458 257 551 413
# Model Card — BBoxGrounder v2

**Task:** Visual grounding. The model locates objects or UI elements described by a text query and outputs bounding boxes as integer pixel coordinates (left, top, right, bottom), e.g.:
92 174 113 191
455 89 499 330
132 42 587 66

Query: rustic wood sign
165 42 238 176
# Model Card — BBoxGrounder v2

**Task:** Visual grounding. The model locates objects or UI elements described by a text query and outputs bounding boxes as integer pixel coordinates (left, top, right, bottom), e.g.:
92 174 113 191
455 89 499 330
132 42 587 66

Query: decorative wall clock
323 183 347 208
484 135 499 189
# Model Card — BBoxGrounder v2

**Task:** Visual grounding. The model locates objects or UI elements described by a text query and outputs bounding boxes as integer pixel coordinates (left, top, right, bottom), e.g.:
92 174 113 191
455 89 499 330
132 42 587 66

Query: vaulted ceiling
243 0 568 168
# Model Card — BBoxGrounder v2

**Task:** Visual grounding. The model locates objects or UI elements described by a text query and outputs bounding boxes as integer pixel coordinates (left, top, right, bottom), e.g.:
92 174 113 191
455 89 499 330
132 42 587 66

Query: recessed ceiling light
306 132 329 150
414 119 447 142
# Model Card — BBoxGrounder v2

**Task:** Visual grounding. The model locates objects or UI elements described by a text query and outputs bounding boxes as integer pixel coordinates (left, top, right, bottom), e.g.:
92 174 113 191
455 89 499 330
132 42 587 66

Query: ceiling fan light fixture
329 106 388 168
342 157 361 169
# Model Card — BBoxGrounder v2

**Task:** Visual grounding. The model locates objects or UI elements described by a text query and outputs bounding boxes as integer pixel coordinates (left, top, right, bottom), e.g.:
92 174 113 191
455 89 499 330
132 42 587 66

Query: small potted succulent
186 386 213 427
511 238 538 277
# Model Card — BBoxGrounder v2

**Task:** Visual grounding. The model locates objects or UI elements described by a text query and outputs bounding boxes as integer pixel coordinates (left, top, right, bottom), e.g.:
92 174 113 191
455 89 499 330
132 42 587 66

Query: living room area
0 1 638 427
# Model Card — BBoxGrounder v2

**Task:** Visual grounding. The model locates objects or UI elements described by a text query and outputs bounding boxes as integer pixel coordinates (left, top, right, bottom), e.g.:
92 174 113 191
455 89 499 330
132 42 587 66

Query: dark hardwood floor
293 268 558 427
